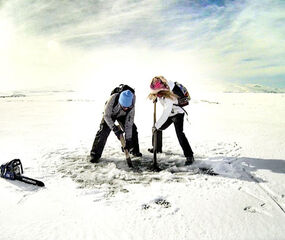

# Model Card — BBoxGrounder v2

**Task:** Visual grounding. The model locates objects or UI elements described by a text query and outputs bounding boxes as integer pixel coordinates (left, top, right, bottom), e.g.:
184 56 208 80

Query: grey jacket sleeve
103 94 117 130
124 106 135 140
124 94 136 140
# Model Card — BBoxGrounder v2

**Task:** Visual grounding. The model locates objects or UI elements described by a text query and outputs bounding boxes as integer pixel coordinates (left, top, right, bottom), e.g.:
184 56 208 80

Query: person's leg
90 118 111 162
155 130 162 153
148 117 173 153
148 130 163 153
173 114 194 163
130 123 142 156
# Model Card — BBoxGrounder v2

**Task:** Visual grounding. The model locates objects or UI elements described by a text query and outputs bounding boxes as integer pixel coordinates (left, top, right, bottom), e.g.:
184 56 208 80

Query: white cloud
0 0 284 92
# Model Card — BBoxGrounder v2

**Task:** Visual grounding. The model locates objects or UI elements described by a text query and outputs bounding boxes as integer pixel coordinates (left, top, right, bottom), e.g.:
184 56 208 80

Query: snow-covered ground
1 91 285 240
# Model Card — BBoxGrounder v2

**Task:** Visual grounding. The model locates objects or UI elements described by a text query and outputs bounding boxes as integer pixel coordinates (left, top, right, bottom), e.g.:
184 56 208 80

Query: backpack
110 84 135 95
172 82 191 107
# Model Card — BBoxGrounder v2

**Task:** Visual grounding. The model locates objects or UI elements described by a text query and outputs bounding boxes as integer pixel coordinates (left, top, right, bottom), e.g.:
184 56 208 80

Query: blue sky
0 0 284 91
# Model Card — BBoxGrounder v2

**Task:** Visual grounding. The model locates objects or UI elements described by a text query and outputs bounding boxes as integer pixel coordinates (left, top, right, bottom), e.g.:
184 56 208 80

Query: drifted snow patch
40 141 246 199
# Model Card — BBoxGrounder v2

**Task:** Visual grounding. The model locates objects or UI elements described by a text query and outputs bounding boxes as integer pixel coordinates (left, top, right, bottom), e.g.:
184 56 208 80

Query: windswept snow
1 91 285 240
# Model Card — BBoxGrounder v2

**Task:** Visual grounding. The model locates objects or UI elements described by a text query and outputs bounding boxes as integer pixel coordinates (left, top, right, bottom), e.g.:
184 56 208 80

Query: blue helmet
119 90 134 108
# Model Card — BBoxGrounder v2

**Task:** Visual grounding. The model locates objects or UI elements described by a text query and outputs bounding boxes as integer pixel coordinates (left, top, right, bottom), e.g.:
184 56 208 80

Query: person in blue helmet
90 89 142 163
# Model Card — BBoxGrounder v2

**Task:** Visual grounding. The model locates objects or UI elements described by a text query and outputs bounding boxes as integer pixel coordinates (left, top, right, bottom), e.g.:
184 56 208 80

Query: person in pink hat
148 76 194 165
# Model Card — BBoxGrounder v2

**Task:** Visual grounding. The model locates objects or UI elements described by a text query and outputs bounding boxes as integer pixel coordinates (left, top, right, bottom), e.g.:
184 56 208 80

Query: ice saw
1 159 44 187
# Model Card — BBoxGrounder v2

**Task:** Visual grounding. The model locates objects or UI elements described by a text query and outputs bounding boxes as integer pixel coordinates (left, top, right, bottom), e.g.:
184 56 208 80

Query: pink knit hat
150 76 169 94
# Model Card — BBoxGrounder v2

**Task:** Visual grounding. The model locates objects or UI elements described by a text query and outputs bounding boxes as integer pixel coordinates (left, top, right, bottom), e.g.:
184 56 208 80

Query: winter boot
130 151 142 157
147 148 162 154
90 153 100 163
185 156 194 166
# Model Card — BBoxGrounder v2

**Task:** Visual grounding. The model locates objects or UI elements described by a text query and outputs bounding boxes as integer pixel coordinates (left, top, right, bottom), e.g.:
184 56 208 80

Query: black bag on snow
172 82 191 107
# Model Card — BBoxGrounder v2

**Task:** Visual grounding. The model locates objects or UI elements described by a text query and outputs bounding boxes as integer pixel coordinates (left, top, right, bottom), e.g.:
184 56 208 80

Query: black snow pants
153 113 193 158
91 117 140 158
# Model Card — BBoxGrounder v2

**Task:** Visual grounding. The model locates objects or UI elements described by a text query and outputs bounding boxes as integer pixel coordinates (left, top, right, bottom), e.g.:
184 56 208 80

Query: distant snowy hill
0 89 75 98
223 84 285 93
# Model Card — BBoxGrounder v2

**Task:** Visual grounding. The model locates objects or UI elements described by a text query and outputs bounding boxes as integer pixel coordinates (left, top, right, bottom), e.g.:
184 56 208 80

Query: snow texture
1 91 285 240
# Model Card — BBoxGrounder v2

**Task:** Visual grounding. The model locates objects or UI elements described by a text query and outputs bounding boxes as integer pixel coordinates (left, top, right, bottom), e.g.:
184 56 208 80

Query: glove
152 126 157 134
113 125 123 140
124 139 133 151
